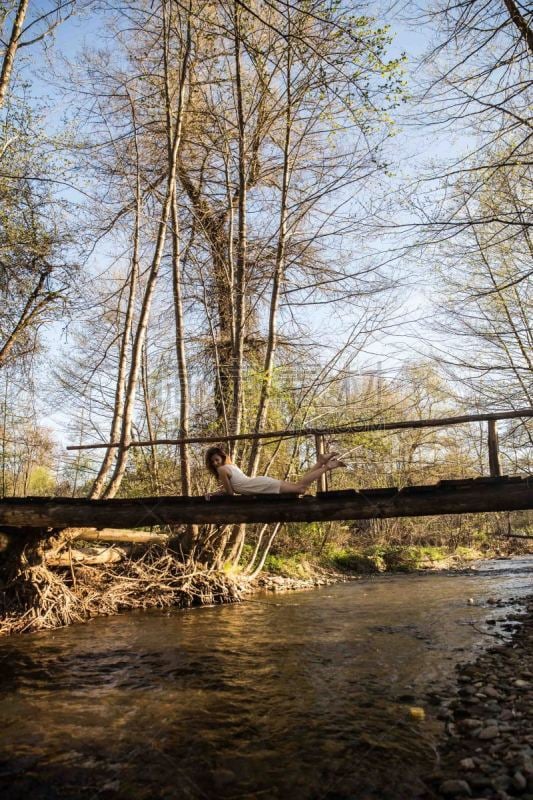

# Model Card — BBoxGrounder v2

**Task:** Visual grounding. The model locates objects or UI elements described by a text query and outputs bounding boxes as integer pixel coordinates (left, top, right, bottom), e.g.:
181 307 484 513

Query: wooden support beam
0 478 531 529
314 433 327 493
488 419 502 478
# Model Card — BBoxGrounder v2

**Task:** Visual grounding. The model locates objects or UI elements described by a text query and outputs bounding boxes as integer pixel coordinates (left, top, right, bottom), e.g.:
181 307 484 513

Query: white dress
226 465 282 495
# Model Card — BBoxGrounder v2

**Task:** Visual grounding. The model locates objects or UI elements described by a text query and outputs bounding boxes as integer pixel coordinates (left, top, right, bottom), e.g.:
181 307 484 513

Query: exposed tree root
0 542 242 636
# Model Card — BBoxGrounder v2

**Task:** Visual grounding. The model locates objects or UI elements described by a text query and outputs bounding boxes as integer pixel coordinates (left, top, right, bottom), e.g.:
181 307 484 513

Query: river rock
478 726 499 740
468 774 493 789
514 679 530 688
440 779 472 796
512 771 527 791
459 718 483 730
213 768 237 788
522 759 533 776
101 781 120 793
439 708 455 721
460 758 476 770
446 722 458 737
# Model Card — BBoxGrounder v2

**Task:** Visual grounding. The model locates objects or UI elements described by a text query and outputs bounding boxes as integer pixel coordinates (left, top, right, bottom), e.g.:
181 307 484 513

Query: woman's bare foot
317 451 338 466
325 457 346 469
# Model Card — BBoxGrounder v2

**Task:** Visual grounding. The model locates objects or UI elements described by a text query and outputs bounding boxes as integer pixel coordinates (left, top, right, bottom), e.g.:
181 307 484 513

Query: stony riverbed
425 596 533 800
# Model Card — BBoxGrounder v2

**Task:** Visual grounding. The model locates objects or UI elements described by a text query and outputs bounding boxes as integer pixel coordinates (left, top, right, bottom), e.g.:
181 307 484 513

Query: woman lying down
205 446 345 498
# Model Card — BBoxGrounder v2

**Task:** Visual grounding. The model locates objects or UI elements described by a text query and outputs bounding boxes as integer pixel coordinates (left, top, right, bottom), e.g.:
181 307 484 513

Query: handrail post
314 433 327 493
487 419 501 477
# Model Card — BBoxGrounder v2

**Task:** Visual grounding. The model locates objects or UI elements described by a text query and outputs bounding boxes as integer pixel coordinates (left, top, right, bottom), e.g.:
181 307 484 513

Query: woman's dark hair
205 446 229 477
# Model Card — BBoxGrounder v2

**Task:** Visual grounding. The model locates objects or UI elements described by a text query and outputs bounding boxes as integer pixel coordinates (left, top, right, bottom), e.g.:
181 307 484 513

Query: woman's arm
217 466 235 495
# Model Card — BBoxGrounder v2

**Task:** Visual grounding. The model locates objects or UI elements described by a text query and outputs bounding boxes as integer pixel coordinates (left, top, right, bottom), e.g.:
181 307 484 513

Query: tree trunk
230 0 247 446
503 0 533 55
90 107 141 499
248 29 293 475
171 169 191 495
141 340 160 493
0 0 30 109
0 270 50 368
103 7 192 498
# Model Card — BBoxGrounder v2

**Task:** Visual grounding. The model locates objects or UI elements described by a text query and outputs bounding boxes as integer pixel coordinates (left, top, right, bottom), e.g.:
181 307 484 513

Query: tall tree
0 0 78 108
406 0 532 269
62 0 404 517
0 108 73 369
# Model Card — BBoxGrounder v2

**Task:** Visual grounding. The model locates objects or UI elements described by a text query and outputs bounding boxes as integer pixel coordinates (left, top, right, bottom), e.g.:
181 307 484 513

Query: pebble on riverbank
425 596 533 800
251 571 354 592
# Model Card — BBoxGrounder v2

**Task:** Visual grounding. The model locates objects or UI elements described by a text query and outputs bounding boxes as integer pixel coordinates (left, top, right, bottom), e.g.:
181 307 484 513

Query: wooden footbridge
1 408 532 532
0 476 531 530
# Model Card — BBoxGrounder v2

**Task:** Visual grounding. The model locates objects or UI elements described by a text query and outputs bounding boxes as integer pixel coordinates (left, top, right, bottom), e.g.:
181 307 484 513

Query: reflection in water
0 557 532 799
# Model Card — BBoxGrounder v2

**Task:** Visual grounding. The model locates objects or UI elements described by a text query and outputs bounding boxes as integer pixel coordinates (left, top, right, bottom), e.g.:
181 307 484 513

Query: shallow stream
1 557 532 799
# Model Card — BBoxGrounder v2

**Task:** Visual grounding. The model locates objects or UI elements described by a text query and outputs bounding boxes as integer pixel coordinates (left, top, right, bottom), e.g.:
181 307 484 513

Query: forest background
0 0 531 578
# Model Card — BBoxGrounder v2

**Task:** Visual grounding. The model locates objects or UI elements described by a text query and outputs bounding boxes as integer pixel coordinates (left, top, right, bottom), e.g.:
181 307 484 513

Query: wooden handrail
66 408 533 451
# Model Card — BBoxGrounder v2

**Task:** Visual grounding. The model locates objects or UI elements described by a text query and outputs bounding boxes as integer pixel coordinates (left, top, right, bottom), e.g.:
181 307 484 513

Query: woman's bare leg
279 459 344 494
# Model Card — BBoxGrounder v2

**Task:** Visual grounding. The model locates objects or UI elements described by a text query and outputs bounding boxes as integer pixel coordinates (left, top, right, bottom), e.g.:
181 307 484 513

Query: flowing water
1 557 532 800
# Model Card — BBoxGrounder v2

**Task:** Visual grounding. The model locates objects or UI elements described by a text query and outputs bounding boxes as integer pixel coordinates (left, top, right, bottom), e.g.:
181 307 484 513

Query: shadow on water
0 556 532 800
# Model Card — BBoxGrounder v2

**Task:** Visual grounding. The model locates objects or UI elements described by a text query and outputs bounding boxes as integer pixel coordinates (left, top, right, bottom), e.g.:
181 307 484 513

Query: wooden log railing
67 408 533 450
67 407 533 482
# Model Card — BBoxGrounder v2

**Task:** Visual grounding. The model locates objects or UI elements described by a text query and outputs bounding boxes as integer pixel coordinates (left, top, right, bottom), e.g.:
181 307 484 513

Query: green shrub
263 553 314 579
329 548 384 573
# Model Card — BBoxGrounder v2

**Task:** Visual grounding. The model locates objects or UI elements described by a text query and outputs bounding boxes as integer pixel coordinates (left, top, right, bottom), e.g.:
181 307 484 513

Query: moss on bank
329 544 484 573
261 544 501 579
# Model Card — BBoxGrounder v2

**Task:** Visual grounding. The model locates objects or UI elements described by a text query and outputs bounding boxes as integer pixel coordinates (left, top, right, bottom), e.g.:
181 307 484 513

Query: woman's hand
205 489 225 500
205 482 233 500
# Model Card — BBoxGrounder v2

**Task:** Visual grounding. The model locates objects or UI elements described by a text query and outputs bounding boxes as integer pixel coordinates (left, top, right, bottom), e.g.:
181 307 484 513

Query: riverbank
1 539 528 636
252 544 526 593
424 593 533 800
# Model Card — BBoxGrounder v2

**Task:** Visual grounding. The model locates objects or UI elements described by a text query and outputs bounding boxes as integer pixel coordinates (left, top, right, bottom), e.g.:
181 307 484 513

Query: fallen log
71 528 171 544
45 545 125 566
0 478 531 529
